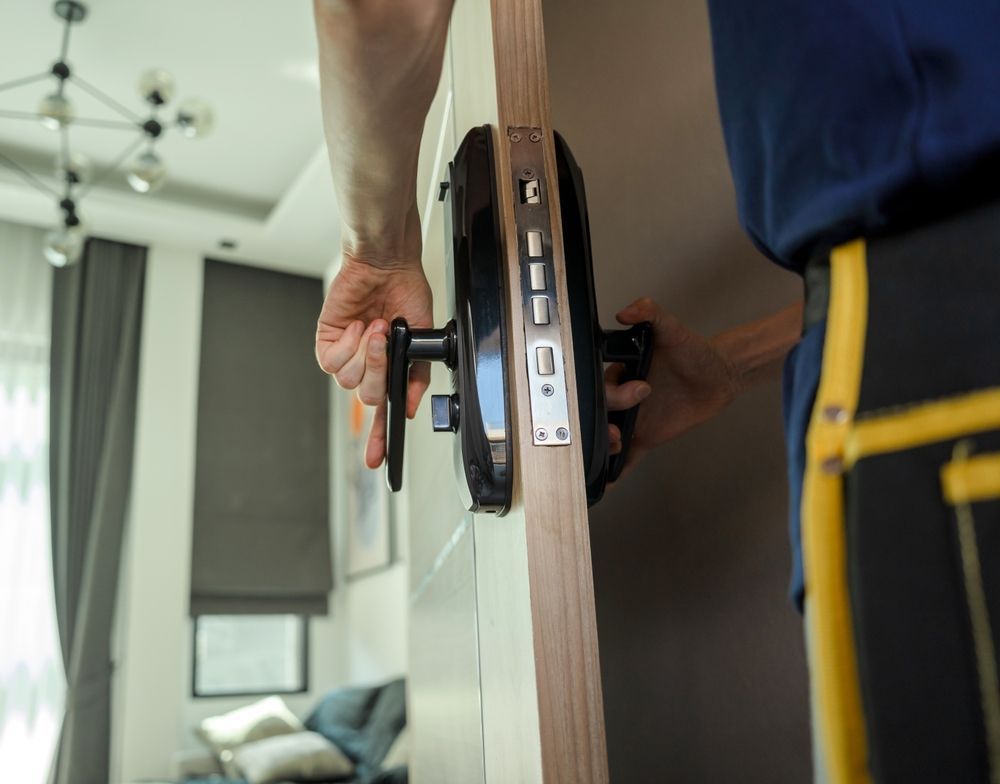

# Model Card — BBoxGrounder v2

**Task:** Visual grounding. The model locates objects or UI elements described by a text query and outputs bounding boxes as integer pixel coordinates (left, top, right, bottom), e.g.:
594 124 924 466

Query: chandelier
0 0 215 266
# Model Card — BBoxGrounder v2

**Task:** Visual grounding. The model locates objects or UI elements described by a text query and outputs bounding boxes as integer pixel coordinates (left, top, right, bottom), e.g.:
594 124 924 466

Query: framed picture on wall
345 395 392 579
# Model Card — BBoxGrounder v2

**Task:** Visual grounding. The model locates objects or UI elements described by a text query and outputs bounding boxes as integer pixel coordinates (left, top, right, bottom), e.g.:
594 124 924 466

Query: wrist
341 202 423 270
710 302 804 395
708 334 747 403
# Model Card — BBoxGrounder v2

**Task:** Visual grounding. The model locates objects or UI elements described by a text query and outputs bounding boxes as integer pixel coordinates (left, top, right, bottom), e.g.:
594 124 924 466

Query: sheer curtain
0 220 65 783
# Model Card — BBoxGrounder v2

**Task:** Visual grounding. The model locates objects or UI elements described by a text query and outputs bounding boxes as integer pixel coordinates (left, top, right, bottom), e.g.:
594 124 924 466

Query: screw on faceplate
541 384 554 397
529 131 542 142
556 428 569 440
510 132 522 143
535 428 548 441
522 168 535 178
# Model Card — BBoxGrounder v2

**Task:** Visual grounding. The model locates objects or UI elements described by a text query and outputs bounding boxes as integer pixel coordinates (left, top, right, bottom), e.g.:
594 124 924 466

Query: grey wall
542 0 811 781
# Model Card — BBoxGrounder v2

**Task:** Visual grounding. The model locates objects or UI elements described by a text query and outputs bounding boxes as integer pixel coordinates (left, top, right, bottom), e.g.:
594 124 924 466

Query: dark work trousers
800 200 1000 784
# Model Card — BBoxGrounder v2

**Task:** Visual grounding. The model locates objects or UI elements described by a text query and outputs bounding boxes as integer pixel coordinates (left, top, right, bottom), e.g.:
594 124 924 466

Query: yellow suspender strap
802 239 873 784
844 389 1000 471
942 451 1000 505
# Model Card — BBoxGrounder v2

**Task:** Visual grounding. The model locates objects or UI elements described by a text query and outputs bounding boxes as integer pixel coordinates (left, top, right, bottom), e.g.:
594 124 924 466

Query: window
193 615 308 698
0 220 65 784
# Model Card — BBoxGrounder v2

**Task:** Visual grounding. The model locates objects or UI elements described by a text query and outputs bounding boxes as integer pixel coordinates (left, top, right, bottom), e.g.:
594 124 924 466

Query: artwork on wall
345 394 392 579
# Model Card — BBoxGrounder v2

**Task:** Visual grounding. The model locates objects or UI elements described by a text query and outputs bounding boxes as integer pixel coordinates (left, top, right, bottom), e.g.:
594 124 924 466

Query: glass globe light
126 150 167 193
44 223 87 268
175 98 214 138
57 152 92 187
138 69 176 106
38 92 75 130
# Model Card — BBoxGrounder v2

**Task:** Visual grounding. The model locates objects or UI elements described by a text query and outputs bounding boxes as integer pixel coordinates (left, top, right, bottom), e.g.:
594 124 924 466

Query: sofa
173 678 407 784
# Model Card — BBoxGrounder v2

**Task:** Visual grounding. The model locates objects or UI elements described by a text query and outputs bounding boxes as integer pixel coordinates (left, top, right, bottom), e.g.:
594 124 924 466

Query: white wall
111 244 409 783
330 385 410 686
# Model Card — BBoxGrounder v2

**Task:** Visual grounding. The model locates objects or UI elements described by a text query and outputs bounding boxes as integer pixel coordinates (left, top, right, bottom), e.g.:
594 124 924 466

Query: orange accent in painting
350 395 365 438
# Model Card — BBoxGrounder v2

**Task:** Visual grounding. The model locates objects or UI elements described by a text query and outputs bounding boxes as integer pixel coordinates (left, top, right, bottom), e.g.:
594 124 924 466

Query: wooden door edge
489 1 610 780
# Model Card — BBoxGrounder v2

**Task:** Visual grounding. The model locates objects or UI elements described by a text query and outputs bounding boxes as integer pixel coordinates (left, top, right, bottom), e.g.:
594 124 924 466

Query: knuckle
358 387 383 406
334 369 361 389
368 348 387 368
316 348 338 376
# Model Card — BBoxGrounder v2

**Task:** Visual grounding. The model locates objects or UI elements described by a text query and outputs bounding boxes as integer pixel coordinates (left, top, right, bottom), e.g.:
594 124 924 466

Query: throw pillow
196 695 304 776
304 685 381 762
361 678 406 765
380 727 408 769
232 730 354 784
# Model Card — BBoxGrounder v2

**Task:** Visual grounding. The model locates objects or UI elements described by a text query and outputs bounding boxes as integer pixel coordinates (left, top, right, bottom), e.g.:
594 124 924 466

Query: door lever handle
602 323 654 482
385 317 457 492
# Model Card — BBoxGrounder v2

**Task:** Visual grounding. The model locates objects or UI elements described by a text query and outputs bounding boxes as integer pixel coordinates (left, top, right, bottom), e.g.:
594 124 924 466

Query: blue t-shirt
781 322 825 610
707 1 1000 270
706 2 1000 607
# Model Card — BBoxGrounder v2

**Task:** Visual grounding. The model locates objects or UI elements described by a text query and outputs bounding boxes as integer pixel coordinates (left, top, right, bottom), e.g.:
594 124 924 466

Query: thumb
616 297 688 347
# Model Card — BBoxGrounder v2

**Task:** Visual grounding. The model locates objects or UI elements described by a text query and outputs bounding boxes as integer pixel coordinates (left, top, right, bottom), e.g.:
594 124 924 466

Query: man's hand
606 297 803 474
605 298 740 469
316 253 433 469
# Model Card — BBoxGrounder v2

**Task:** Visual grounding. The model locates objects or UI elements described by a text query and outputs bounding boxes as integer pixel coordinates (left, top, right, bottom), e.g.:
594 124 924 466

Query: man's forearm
712 301 804 393
314 0 454 264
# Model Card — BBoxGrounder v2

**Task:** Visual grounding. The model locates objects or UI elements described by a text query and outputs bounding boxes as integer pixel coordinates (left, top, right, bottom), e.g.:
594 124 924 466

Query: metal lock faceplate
508 128 572 447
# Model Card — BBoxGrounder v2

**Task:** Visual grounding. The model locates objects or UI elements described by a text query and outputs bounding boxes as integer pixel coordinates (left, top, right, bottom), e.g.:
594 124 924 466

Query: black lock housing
385 126 653 510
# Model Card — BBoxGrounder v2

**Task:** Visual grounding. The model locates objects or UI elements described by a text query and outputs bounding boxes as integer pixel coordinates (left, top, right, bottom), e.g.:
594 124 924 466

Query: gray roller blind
191 259 330 616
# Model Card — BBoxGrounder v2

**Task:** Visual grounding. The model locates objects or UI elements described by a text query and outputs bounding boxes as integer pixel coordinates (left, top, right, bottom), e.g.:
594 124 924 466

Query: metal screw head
529 131 542 142
821 456 844 475
821 405 848 424
535 428 548 441
510 132 522 143
541 384 554 397
522 168 534 178
556 427 569 440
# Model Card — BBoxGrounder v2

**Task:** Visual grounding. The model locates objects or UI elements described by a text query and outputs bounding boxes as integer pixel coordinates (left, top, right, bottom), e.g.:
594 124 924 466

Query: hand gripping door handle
602 322 654 482
385 317 457 492
383 126 513 515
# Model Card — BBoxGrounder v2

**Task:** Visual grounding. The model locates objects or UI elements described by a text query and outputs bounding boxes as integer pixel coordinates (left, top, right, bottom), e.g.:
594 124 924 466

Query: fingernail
636 383 652 401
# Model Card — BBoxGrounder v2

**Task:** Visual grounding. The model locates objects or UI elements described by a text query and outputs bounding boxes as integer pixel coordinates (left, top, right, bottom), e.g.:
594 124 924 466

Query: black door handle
385 318 456 493
602 323 654 482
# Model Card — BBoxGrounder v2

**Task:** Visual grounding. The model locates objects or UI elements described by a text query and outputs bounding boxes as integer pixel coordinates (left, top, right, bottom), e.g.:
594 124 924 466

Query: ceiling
0 0 340 275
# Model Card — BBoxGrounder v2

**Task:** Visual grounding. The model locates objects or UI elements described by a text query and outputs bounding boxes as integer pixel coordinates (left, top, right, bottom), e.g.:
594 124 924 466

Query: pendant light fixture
0 1 216 265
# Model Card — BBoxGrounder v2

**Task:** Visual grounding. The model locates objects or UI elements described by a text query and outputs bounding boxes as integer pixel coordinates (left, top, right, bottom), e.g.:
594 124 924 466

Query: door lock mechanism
384 125 654 510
